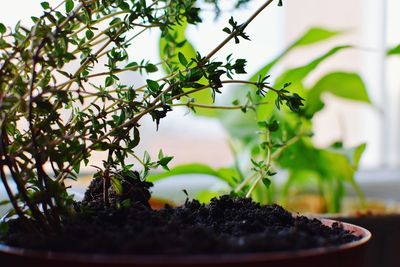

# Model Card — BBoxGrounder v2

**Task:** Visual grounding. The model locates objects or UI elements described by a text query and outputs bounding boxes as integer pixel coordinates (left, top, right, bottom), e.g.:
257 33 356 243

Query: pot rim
307 197 400 218
0 218 371 264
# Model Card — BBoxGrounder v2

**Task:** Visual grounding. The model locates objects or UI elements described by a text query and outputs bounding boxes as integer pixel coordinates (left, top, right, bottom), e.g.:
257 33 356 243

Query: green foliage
147 163 239 187
157 150 174 171
159 20 216 116
65 0 74 13
154 25 371 213
0 23 6 35
292 27 342 47
388 44 400 56
306 72 371 116
223 17 251 44
249 27 343 82
40 2 50 10
250 41 369 211
1 0 295 231
217 29 347 145
0 200 11 206
111 177 123 195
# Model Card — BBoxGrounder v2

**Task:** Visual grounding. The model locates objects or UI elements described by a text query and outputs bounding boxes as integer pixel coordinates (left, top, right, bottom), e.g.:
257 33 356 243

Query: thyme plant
0 0 303 232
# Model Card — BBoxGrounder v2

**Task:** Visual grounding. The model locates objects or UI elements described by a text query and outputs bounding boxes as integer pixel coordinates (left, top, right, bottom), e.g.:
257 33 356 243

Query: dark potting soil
3 173 361 255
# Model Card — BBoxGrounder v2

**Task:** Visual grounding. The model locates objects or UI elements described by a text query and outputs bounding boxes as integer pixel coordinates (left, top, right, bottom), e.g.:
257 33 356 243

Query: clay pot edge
0 218 371 264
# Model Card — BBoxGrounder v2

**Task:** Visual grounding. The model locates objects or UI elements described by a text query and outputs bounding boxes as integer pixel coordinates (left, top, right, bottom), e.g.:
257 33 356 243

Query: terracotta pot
287 194 400 267
0 219 371 267
332 214 400 267
149 198 175 210
324 199 400 267
299 198 400 267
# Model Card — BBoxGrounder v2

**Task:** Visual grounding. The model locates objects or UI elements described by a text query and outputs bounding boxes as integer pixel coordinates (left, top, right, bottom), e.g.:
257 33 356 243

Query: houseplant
149 33 400 267
330 43 400 267
150 25 371 212
0 0 370 266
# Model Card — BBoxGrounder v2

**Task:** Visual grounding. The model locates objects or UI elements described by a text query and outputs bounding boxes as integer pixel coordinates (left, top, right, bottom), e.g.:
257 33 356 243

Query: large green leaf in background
147 163 219 182
278 142 366 213
256 45 352 121
306 72 371 116
249 27 343 82
274 45 352 88
159 21 216 116
147 163 238 187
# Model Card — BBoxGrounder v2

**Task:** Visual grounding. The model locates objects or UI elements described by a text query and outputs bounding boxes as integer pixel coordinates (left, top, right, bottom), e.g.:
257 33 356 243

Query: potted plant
149 27 400 267
325 43 400 267
0 1 370 266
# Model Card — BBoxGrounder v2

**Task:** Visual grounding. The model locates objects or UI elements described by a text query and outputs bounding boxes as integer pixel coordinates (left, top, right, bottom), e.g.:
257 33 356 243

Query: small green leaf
111 177 123 195
117 110 126 126
353 143 367 168
0 200 10 206
178 52 188 66
125 62 138 68
232 99 240 105
105 76 114 87
85 29 94 40
65 0 74 13
109 17 122 26
145 63 158 73
0 23 6 34
262 178 271 188
158 149 165 160
146 79 159 92
129 127 140 149
258 121 268 129
118 1 130 11
121 199 132 208
158 156 174 170
56 70 71 78
268 120 279 132
223 27 231 34
41 2 50 10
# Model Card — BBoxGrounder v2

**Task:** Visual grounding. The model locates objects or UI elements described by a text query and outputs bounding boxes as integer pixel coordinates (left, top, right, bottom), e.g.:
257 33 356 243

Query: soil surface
3 173 361 255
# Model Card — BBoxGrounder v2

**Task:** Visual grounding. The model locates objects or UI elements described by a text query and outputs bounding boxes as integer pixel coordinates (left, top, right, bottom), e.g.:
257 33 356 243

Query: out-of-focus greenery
150 25 372 213
388 44 400 56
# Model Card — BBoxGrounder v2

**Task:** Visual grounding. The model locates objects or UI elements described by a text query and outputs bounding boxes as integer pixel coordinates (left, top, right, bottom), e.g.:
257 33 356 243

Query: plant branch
201 0 274 63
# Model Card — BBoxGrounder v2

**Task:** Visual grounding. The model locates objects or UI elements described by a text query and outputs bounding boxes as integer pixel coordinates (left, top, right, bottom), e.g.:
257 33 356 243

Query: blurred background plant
149 26 372 214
